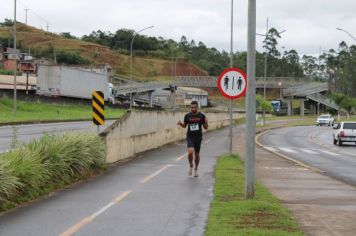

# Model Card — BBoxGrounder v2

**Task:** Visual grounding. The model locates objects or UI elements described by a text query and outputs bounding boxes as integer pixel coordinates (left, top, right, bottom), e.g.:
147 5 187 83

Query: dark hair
191 101 199 106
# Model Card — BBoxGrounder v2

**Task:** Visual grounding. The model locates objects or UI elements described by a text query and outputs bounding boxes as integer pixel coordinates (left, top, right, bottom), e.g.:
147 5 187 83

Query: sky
1 0 356 55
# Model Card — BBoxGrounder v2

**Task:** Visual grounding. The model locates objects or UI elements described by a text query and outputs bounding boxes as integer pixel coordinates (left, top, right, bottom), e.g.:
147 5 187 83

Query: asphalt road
259 125 356 186
0 121 115 153
0 127 229 236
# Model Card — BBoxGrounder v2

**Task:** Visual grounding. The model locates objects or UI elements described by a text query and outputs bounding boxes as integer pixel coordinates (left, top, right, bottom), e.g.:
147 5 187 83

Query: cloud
1 0 355 54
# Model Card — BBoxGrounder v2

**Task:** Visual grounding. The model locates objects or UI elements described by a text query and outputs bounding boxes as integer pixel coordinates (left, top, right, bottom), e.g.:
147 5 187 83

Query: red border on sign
217 68 247 100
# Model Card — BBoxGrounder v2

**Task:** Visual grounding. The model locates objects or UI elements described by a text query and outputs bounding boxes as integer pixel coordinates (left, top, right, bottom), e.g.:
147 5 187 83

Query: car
316 114 335 126
333 122 356 146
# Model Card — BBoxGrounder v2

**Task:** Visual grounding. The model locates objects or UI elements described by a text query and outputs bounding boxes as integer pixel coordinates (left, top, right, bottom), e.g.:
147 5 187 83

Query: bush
0 132 106 210
56 50 90 65
0 69 22 76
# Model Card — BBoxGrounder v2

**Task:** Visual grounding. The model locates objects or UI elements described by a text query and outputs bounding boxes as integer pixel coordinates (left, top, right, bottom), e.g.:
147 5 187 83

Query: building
153 87 209 108
3 47 36 74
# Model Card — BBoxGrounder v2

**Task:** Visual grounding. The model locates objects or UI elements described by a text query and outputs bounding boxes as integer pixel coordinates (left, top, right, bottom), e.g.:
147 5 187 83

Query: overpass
112 76 338 113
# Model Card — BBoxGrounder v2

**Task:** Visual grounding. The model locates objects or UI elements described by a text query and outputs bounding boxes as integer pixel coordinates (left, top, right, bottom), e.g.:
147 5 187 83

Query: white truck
333 122 356 146
36 65 115 103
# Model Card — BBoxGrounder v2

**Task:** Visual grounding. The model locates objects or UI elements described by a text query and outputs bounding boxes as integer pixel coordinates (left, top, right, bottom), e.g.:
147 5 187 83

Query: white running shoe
188 167 193 176
194 169 199 177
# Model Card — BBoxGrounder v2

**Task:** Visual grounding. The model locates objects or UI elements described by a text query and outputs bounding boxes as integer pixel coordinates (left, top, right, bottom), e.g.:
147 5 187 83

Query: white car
316 114 335 126
333 122 356 146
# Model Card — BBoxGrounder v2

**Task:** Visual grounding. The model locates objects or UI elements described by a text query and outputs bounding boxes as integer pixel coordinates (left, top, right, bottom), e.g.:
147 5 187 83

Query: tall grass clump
0 132 106 211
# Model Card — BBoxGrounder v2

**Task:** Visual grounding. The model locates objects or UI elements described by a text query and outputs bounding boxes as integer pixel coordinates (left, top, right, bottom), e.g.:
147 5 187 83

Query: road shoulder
234 123 356 236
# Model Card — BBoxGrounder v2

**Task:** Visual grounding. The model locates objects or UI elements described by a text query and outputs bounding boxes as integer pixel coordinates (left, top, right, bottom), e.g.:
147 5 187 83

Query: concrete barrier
101 110 242 163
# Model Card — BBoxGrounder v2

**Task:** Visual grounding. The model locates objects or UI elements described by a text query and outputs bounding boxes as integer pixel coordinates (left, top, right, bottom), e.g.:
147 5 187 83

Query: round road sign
217 68 247 99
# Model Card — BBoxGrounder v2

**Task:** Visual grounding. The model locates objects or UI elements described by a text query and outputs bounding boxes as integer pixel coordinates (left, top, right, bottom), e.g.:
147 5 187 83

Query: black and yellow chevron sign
92 91 105 125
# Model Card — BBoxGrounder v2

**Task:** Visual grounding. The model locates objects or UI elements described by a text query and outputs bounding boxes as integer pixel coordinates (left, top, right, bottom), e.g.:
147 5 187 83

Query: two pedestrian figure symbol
224 76 243 91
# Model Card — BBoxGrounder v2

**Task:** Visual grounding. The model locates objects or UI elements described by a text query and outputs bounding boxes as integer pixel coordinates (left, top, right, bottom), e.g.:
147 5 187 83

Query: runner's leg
188 148 194 168
194 139 202 170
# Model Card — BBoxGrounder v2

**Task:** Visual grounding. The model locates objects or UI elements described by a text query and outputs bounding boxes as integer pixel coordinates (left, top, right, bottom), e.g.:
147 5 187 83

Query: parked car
333 122 356 146
316 114 335 126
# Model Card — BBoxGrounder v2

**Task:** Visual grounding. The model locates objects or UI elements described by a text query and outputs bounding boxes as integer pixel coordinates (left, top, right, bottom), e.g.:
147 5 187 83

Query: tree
263 28 282 58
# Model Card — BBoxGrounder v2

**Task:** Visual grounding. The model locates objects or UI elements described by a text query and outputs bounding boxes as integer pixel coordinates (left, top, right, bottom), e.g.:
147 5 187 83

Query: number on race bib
189 123 199 131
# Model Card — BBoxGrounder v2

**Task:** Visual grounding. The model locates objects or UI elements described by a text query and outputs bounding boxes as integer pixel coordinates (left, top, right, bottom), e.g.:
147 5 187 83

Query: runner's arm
177 120 187 128
203 117 208 130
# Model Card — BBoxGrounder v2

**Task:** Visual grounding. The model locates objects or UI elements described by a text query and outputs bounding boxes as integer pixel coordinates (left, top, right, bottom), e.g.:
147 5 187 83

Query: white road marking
279 147 297 153
175 154 187 162
59 191 132 236
140 164 173 184
300 149 319 155
262 166 308 171
320 150 340 156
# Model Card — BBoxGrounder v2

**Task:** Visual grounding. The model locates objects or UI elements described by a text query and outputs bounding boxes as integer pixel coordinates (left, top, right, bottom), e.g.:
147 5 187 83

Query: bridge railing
307 93 339 110
282 83 328 97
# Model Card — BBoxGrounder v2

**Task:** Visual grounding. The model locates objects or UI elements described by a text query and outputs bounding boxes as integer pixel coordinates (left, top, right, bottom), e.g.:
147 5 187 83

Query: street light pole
245 0 256 199
262 17 269 126
130 25 154 80
13 0 17 117
129 25 154 109
336 27 356 42
229 0 234 154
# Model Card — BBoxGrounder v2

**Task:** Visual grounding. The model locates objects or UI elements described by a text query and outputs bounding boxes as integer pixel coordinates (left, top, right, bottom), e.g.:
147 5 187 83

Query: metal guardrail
307 93 339 110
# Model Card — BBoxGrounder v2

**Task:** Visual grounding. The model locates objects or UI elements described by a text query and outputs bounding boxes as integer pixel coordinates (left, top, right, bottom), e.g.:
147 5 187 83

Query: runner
177 101 208 177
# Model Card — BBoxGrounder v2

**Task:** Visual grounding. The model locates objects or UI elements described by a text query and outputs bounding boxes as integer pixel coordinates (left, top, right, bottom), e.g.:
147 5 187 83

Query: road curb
255 129 326 174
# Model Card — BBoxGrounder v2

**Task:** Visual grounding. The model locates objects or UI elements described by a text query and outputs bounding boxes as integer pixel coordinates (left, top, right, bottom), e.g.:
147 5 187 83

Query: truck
36 65 115 103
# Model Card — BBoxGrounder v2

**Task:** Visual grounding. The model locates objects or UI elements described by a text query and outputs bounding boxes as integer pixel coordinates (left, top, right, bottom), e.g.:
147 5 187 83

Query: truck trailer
36 65 114 103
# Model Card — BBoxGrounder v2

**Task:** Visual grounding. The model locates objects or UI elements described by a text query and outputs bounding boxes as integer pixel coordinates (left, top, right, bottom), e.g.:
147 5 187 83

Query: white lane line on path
204 138 213 144
300 149 319 155
59 190 132 236
140 165 173 184
175 154 187 162
279 147 297 153
320 150 340 156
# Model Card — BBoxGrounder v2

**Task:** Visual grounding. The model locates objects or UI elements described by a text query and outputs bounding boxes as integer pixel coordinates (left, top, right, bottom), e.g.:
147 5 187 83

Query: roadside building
153 87 208 108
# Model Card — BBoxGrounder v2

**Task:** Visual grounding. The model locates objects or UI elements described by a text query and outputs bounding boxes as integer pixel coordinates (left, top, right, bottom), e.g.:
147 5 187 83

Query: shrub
0 132 106 210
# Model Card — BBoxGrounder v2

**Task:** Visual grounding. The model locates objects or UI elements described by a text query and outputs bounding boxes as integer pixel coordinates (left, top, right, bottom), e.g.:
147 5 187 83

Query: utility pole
245 0 256 199
46 22 50 32
13 0 17 117
24 8 29 24
229 0 234 154
262 17 269 126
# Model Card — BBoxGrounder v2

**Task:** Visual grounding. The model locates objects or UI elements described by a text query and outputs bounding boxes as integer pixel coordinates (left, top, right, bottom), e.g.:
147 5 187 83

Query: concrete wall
101 110 242 163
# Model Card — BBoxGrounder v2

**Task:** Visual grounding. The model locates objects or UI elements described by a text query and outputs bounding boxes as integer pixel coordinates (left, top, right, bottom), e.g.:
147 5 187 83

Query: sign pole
92 91 105 134
229 0 234 154
245 0 256 199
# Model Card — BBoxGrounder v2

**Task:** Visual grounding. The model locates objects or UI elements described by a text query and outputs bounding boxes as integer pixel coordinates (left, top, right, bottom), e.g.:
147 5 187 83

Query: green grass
0 98 126 124
0 132 106 211
205 155 303 236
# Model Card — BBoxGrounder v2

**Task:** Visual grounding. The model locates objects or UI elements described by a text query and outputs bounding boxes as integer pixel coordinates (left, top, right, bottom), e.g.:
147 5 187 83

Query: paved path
0 128 229 236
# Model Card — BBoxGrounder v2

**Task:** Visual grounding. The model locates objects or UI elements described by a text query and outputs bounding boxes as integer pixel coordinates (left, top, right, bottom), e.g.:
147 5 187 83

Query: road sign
217 68 247 99
92 91 105 126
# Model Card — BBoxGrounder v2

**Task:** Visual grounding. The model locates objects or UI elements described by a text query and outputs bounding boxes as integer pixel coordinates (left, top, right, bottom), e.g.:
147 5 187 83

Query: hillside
0 23 208 81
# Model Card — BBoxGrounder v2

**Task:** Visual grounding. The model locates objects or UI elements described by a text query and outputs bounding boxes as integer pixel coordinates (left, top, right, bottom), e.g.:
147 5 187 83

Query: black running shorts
187 137 202 153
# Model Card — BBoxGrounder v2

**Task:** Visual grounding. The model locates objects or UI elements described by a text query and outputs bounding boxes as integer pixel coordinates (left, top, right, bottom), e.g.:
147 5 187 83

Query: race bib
189 123 199 131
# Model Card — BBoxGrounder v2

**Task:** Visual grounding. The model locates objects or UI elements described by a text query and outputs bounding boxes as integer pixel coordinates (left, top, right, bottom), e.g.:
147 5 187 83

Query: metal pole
245 0 256 199
13 0 17 117
228 0 234 154
24 8 29 25
130 26 153 106
262 17 268 126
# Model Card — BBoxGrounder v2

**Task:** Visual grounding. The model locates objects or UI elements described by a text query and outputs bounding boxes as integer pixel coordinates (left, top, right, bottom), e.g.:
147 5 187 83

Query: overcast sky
1 0 355 55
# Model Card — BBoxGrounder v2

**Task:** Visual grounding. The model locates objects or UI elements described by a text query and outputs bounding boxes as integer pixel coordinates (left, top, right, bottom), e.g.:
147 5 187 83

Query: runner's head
190 101 199 114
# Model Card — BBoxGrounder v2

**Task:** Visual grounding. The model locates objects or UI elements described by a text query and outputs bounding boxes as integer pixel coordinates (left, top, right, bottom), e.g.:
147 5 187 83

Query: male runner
177 101 208 177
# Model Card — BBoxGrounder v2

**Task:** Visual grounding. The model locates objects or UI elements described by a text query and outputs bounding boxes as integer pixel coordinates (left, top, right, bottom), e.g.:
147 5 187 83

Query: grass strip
0 132 106 212
0 98 125 124
205 154 303 236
